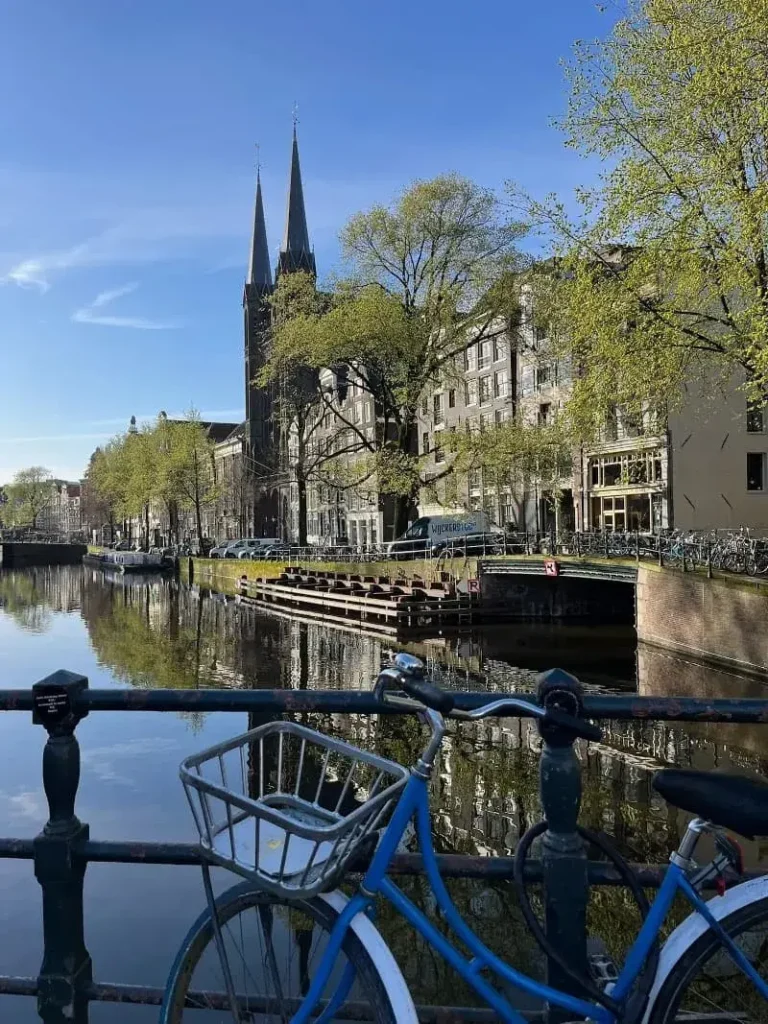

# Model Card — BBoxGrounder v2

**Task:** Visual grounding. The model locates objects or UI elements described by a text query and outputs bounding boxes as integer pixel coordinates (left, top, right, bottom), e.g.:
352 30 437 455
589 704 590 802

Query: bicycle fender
320 890 419 1023
642 875 768 1022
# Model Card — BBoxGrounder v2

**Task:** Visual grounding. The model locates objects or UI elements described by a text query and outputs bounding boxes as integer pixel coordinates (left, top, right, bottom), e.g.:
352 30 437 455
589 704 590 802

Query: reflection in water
2 566 768 1011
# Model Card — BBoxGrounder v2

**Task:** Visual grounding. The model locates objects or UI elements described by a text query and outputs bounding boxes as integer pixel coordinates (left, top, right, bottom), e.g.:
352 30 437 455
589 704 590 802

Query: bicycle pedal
587 952 619 991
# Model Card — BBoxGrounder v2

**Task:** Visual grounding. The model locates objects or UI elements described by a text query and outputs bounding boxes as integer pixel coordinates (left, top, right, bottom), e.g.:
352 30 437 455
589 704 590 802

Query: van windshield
404 519 428 540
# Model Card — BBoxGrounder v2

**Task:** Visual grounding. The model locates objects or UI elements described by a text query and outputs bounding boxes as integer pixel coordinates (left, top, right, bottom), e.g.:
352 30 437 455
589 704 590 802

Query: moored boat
83 550 172 574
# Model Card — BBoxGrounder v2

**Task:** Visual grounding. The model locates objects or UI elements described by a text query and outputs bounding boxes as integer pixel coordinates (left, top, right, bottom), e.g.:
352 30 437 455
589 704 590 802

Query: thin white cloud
3 242 93 292
3 790 46 822
90 281 138 308
72 281 182 331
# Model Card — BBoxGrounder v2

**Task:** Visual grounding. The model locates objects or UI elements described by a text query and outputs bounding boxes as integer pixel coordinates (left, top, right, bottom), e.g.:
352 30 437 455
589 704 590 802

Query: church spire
277 124 316 278
247 168 272 291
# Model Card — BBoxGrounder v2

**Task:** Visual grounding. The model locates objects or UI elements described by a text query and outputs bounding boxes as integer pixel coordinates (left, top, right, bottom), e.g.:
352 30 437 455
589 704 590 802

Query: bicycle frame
288 770 768 1024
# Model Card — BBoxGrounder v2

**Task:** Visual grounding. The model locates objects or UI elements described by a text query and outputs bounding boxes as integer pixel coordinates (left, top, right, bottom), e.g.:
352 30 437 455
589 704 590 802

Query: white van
386 513 496 559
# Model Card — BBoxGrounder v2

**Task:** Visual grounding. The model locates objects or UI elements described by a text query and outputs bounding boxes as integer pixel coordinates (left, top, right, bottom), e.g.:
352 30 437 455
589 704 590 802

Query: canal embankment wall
180 556 478 595
0 542 86 568
636 564 768 677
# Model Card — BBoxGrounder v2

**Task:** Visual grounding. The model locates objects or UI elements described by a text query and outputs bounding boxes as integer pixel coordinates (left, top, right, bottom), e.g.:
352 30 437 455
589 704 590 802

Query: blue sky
0 0 613 483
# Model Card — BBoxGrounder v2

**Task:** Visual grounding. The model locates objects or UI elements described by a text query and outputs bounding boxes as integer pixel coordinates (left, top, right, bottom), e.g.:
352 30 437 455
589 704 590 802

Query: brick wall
636 565 768 675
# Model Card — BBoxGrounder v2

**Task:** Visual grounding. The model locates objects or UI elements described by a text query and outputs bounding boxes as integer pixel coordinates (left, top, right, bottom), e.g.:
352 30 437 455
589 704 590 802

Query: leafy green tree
87 439 133 538
261 273 358 544
159 415 219 549
267 175 526 537
125 426 160 549
447 417 571 527
511 0 768 437
3 466 53 530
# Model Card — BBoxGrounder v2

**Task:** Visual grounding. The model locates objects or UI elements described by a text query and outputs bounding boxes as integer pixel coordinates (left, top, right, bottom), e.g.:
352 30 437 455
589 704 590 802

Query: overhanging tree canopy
511 0 768 437
266 174 527 536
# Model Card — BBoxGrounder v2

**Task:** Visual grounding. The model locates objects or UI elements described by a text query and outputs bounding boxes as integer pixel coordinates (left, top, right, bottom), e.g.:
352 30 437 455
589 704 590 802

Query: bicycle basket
180 720 409 898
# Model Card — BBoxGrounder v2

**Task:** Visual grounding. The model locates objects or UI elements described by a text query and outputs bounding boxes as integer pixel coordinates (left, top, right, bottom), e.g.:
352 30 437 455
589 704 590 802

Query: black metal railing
1 671 767 1023
201 529 768 579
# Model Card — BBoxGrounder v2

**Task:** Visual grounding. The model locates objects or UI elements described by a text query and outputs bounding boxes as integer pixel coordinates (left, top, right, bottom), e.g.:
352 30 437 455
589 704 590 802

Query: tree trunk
192 449 205 547
297 472 308 546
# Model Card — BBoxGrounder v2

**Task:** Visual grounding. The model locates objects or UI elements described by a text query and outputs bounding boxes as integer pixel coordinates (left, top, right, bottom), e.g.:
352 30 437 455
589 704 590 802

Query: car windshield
404 519 428 540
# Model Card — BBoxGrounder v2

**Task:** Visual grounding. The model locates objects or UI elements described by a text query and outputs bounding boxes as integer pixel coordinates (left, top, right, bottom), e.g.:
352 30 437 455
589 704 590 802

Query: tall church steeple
244 162 275 479
247 170 272 292
276 125 316 279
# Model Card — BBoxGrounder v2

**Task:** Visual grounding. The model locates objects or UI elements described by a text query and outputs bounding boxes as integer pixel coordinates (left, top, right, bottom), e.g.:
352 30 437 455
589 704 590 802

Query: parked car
261 544 296 560
209 539 262 559
237 538 281 559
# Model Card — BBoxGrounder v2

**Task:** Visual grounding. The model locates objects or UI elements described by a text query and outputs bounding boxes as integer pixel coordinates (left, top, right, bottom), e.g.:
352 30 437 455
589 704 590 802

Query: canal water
0 565 767 1021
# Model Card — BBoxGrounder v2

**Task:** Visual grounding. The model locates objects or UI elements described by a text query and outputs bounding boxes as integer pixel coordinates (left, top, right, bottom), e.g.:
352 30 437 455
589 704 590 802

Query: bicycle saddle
653 769 768 839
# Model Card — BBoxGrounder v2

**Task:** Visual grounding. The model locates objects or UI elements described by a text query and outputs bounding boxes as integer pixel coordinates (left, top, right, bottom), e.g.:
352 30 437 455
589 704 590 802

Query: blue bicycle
161 654 768 1022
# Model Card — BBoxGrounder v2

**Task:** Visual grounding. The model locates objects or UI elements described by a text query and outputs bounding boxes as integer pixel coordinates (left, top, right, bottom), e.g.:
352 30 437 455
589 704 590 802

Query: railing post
707 539 713 579
32 671 91 1024
537 668 589 1023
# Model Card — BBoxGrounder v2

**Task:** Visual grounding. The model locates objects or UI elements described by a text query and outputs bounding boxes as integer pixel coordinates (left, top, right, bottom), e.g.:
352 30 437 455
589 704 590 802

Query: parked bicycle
160 655 768 1022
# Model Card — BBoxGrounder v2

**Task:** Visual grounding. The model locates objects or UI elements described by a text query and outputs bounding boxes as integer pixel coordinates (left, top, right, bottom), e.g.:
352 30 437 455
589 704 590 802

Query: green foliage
87 413 218 545
266 175 527 527
447 416 571 513
511 0 768 436
2 466 53 529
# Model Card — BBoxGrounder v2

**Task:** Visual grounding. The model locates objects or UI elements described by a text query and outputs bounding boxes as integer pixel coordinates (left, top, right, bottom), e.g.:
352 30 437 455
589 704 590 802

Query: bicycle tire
647 894 768 1022
161 882 400 1023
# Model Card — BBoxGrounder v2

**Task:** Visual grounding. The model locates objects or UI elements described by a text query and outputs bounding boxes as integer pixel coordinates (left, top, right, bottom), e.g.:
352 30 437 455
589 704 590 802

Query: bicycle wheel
648 894 768 1022
161 881 400 1023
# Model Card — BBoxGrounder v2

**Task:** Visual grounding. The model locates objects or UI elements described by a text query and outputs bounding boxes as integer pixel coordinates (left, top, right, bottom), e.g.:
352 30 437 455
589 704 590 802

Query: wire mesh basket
180 720 409 898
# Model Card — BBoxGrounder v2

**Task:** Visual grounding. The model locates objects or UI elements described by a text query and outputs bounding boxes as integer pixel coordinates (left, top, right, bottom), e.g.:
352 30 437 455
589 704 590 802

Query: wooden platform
235 566 478 631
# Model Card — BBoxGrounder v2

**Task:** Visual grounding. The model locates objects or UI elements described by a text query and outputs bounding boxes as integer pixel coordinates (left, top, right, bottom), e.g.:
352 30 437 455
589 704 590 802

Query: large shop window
589 450 663 487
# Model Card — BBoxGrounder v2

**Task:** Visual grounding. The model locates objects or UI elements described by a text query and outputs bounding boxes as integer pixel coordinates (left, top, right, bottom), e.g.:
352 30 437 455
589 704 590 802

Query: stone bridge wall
636 565 768 676
0 543 86 568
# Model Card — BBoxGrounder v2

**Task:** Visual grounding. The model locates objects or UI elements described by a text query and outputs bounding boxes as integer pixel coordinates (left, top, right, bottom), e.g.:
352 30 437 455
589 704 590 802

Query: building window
421 396 428 415
494 409 504 425
493 337 508 363
466 345 477 371
448 388 456 408
534 326 547 343
536 364 553 389
747 452 766 491
478 340 491 369
747 405 765 433
433 393 444 425
422 432 430 455
469 468 481 493
479 376 492 406
465 379 478 406
589 450 664 487
538 403 551 426
434 446 445 464
493 370 508 398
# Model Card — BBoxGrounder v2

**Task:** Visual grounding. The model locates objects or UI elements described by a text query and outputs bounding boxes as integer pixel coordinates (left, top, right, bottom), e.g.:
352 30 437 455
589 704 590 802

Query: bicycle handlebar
374 658 602 744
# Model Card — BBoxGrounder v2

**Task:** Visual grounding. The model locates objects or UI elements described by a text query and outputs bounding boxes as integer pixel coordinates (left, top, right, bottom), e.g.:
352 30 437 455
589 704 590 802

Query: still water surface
0 565 766 1020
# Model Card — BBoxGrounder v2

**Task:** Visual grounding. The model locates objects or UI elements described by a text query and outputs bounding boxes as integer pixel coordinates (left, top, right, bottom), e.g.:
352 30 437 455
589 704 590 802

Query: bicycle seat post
536 668 590 1023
